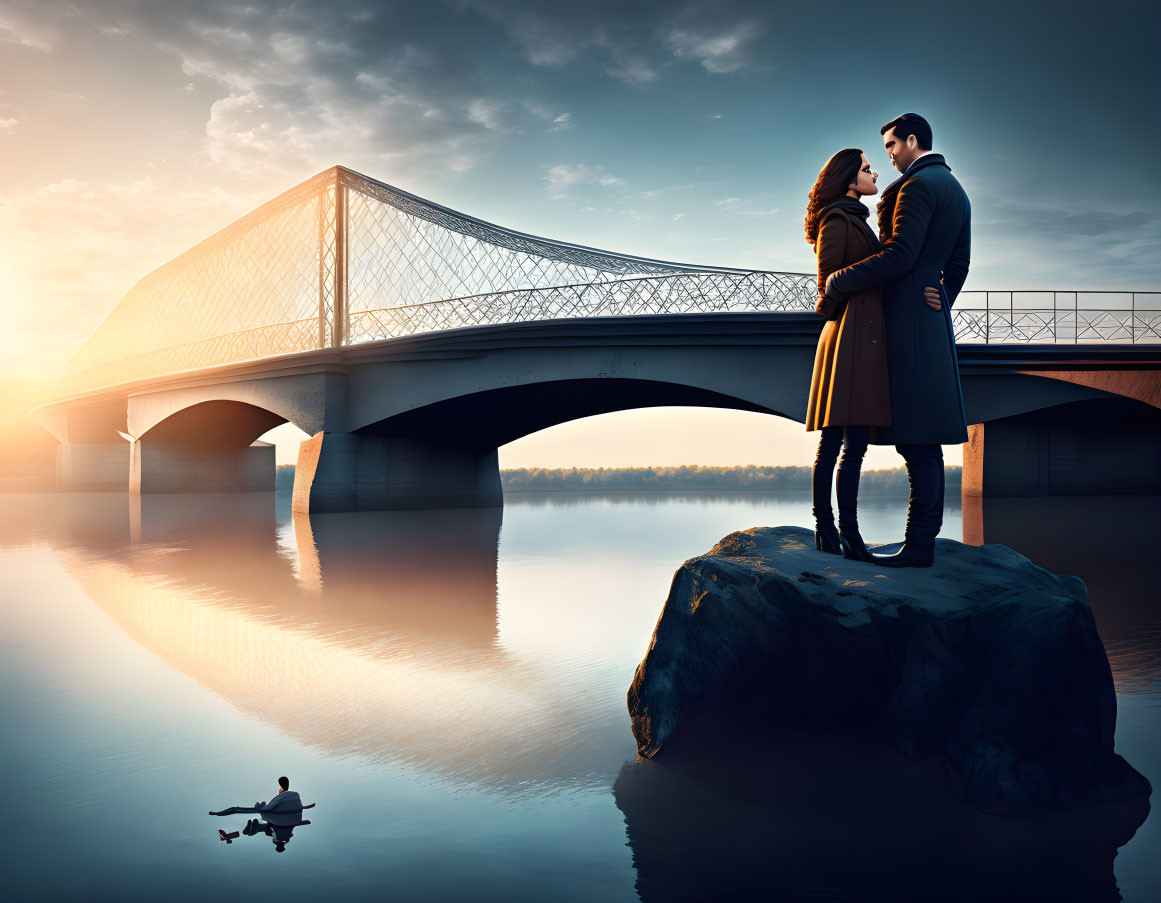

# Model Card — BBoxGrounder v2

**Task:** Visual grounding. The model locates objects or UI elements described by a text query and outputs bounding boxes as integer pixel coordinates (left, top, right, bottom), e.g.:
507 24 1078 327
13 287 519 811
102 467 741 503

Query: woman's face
852 154 879 196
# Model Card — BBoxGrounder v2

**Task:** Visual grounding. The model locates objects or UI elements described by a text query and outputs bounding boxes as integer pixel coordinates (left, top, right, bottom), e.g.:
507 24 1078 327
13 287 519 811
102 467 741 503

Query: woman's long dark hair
804 148 862 245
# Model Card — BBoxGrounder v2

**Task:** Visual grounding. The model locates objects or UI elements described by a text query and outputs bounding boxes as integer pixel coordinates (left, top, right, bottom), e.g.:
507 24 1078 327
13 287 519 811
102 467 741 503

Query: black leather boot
839 528 876 563
813 506 842 555
811 428 843 555
836 427 874 562
873 444 943 568
872 540 934 568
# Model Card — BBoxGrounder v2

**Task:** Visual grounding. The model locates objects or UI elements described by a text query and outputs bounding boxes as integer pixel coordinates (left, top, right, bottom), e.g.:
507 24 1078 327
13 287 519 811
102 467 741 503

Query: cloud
544 163 625 193
715 197 778 217
0 172 262 372
468 97 511 131
21 1 522 181
522 101 575 131
706 113 723 119
462 4 660 84
0 6 58 52
1026 210 1153 239
969 195 1161 287
0 87 23 133
639 183 694 200
457 0 768 85
667 19 765 74
4 1 776 199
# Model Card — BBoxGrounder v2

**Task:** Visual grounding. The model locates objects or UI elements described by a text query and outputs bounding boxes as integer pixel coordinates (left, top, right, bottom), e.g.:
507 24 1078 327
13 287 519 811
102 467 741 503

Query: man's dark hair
880 113 932 151
278 776 289 791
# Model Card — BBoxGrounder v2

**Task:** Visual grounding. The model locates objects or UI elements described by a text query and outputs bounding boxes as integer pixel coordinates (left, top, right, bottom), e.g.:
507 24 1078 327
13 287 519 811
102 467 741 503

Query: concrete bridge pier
130 440 275 494
37 397 132 491
292 431 502 514
57 442 131 491
963 396 1161 498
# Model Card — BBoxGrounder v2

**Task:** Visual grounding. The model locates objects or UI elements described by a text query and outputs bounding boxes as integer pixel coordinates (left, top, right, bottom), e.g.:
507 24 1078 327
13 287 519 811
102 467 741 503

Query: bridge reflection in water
46 493 630 794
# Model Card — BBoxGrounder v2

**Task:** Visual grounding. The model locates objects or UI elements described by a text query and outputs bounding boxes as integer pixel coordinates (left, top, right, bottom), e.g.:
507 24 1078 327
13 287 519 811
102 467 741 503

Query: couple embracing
804 113 970 569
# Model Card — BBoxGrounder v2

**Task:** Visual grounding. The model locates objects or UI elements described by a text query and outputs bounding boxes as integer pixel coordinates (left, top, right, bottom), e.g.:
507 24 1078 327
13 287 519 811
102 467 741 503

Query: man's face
883 127 920 174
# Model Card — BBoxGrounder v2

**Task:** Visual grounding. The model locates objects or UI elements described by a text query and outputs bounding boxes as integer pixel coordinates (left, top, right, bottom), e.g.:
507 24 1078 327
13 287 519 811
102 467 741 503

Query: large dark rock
627 525 1151 815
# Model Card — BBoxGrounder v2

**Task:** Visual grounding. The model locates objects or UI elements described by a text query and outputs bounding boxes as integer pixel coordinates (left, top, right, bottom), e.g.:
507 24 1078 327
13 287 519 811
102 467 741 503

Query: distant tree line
277 463 961 495
500 465 961 495
276 464 296 491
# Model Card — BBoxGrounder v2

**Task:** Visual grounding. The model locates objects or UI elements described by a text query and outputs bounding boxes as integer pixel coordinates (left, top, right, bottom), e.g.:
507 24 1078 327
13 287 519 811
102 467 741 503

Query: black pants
812 425 870 531
895 443 945 543
210 806 263 816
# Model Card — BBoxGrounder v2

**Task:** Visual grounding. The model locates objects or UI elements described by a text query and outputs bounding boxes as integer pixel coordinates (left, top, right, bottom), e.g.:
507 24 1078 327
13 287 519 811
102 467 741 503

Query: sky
1 0 1157 468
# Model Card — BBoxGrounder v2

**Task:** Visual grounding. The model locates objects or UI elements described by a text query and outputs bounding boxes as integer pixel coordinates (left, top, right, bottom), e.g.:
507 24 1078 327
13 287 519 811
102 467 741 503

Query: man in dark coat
823 113 970 567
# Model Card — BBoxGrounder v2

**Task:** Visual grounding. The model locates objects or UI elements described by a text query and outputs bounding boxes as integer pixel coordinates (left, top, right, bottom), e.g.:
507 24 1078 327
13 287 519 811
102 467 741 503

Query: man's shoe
218 829 239 843
839 528 875 563
871 542 934 568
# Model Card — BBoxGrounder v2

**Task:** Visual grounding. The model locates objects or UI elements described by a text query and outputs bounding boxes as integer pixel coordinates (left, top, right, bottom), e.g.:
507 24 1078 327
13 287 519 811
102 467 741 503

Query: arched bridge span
36 313 1161 507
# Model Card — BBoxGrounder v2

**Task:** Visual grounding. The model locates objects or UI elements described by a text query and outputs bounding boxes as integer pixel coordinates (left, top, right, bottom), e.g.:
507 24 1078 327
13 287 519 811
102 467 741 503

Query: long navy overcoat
826 153 971 446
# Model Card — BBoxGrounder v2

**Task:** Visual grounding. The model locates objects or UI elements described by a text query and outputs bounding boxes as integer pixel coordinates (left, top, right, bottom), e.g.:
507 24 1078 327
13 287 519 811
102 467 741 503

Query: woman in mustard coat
803 148 891 562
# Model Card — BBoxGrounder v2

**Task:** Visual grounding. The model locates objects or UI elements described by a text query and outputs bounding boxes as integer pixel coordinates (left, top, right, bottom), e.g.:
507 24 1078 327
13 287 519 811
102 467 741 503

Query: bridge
34 166 1161 512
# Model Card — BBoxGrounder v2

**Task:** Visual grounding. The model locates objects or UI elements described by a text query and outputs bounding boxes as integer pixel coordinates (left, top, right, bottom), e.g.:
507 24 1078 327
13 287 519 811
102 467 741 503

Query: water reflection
44 493 626 794
963 494 1161 699
614 728 1149 903
0 491 132 551
2 489 1158 899
238 812 312 853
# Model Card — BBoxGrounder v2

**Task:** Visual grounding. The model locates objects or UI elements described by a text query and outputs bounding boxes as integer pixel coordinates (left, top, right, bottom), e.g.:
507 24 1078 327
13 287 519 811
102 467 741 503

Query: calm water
2 490 1158 901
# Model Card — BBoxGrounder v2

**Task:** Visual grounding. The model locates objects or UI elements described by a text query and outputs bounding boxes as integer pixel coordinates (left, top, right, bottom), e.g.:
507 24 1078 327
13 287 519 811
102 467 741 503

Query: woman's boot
839 526 875 562
813 506 842 554
811 427 843 555
837 427 875 563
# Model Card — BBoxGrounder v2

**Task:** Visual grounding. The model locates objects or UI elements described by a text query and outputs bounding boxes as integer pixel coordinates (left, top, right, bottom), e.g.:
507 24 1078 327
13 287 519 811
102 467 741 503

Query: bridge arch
351 377 786 449
961 372 1121 425
297 375 798 514
136 400 289 447
127 371 330 442
129 399 293 495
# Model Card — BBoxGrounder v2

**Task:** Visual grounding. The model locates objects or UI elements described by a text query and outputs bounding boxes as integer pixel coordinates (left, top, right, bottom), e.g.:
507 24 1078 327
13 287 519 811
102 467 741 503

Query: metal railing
345 271 819 344
951 291 1161 344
